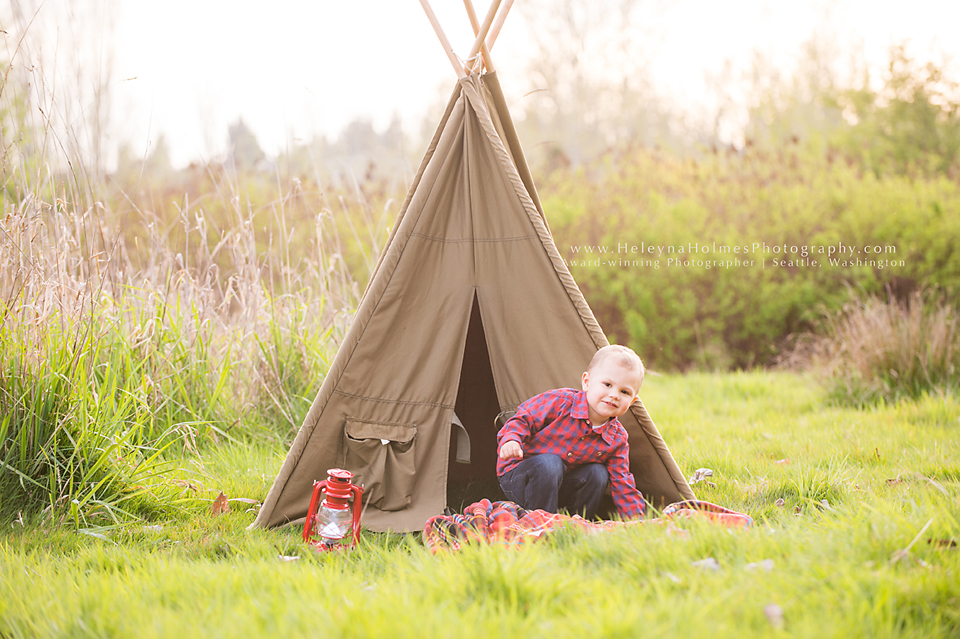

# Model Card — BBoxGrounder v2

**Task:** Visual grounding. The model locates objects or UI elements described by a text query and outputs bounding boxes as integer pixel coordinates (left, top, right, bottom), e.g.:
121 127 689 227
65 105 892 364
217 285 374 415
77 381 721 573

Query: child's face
581 359 642 426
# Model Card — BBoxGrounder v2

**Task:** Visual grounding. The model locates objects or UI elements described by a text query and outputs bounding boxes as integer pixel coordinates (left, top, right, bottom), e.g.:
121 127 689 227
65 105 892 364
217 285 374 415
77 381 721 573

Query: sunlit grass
2 372 958 638
642 371 959 517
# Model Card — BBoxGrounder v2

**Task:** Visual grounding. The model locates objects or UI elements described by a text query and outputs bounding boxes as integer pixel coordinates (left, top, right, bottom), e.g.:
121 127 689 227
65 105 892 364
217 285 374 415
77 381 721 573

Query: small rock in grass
775 498 785 507
691 557 720 571
744 559 774 572
688 468 714 484
764 603 784 629
278 554 300 562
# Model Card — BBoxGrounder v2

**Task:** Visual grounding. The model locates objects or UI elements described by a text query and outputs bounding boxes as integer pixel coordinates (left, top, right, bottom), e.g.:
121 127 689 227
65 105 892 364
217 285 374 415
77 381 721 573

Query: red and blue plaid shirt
496 388 647 519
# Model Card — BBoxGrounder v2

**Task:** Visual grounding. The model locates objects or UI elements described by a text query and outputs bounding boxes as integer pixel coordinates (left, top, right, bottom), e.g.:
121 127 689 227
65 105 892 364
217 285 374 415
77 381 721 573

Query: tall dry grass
0 39 390 523
799 291 959 405
0 158 379 524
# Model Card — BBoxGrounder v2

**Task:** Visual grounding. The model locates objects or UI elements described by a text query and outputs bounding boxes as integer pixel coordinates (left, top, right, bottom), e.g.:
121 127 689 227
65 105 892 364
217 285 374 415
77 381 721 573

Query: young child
497 344 646 520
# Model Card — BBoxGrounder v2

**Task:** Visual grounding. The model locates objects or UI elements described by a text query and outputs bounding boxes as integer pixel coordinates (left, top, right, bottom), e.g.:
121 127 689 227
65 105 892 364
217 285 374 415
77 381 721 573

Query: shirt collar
572 390 622 444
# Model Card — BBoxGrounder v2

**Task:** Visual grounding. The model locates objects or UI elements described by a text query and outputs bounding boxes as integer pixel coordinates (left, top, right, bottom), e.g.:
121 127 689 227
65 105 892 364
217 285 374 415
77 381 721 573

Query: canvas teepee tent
252 0 695 533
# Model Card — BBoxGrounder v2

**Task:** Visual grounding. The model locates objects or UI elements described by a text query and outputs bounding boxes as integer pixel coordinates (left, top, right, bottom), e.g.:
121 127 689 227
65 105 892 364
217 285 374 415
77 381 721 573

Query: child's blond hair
587 345 644 383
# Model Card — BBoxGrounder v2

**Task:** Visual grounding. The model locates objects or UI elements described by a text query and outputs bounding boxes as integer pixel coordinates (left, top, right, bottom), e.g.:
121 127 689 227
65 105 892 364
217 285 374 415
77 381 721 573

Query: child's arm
496 390 564 461
498 440 523 459
496 410 535 460
607 441 647 519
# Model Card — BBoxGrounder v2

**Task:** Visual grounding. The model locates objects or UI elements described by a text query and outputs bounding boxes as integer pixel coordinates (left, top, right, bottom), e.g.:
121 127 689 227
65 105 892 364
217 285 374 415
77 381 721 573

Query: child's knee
532 453 565 482
584 463 609 489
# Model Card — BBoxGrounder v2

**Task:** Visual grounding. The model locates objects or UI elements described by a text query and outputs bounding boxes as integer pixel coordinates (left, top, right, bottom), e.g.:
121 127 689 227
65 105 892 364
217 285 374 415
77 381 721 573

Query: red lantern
303 468 364 551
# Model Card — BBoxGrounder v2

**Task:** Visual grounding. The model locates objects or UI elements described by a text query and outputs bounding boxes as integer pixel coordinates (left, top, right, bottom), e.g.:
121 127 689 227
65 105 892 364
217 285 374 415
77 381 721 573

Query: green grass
4 29 959 638
0 317 196 525
1 371 958 638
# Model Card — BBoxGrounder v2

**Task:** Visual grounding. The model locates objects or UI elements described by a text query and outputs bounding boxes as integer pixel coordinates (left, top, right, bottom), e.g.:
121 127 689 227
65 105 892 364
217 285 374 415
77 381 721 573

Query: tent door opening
447 293 505 510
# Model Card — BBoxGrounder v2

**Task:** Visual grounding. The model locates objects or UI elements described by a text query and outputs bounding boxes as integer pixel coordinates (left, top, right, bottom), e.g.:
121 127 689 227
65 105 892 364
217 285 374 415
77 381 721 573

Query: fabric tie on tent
423 499 753 552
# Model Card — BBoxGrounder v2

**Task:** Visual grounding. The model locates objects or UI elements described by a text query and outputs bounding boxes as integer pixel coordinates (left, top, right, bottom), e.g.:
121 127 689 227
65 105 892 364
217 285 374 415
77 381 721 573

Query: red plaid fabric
423 499 753 553
497 388 646 518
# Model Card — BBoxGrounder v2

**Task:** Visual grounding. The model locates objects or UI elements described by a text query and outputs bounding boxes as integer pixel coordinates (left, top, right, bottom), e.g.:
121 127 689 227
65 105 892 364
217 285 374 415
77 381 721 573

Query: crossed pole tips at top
418 0 515 78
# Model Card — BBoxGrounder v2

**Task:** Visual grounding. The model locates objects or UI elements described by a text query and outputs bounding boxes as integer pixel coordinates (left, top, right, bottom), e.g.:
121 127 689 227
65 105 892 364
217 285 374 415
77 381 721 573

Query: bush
543 146 960 370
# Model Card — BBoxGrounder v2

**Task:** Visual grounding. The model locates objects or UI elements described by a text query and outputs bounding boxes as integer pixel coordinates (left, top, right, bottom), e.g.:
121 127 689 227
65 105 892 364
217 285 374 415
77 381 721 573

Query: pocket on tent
341 420 417 512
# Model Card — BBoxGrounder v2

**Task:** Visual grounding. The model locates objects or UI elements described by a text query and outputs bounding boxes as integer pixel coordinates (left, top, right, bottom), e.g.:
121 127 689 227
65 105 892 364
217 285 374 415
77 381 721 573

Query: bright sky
11 0 960 168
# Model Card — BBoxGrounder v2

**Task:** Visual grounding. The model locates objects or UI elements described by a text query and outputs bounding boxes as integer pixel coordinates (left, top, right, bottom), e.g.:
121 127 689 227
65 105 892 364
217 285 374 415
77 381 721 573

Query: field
3 26 960 637
2 372 958 638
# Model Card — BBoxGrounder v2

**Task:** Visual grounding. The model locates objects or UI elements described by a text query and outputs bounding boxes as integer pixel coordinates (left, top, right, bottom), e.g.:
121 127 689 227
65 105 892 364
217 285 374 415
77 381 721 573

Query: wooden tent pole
419 0 467 79
485 0 515 53
463 0 495 74
464 0 501 75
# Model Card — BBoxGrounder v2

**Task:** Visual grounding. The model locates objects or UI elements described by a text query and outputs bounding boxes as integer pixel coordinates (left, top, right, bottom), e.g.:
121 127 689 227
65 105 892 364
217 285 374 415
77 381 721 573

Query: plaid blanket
423 499 753 552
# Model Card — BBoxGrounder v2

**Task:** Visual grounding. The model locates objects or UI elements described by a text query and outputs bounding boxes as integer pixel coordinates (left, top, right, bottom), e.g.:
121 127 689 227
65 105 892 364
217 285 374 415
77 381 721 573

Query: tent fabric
251 73 695 533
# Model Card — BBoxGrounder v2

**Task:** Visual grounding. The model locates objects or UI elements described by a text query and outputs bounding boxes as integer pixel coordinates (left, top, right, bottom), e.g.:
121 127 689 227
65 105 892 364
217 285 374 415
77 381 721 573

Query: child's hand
499 440 523 460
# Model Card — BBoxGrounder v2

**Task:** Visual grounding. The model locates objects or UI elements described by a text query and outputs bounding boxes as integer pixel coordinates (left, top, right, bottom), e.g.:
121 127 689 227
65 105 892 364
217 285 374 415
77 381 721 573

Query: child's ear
581 370 589 390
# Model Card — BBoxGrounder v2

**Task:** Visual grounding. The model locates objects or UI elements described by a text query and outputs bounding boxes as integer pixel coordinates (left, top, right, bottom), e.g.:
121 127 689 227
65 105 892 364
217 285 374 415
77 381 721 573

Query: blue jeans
498 454 608 519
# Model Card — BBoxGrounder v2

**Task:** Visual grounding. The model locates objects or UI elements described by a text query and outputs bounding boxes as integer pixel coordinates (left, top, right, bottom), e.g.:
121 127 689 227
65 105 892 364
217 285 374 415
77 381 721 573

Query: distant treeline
3 43 958 373
540 45 960 370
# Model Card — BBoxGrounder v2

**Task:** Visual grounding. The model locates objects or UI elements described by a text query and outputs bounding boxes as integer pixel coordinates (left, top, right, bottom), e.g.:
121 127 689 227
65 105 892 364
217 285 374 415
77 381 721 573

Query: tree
740 35 847 149
834 45 960 176
514 0 678 168
227 118 266 172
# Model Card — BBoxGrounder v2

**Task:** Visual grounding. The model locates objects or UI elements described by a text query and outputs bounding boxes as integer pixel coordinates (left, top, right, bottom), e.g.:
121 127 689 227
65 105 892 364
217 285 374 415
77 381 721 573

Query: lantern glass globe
316 505 352 546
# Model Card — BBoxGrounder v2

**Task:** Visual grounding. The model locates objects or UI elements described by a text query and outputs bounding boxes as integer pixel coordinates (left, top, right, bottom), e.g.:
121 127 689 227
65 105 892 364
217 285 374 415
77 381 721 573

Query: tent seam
410 232 537 243
335 389 455 409
345 416 419 427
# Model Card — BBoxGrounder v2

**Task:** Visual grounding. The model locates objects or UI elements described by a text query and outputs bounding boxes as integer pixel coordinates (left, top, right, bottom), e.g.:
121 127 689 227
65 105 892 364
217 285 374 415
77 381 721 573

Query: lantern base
307 538 355 552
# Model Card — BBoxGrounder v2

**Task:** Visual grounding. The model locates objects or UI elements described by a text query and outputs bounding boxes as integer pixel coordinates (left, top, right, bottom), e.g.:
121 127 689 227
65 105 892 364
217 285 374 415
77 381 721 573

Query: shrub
543 146 960 370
